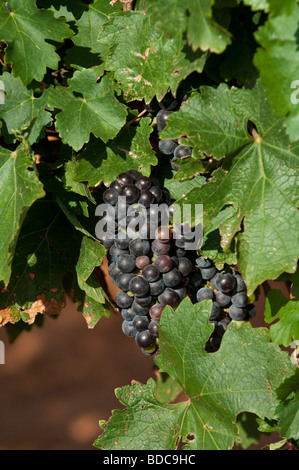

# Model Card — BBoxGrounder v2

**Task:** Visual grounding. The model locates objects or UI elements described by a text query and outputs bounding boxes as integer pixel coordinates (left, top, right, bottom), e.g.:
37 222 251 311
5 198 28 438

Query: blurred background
0 268 290 450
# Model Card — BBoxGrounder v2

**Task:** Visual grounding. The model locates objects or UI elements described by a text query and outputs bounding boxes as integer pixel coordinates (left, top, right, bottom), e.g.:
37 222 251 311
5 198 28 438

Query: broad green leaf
93 11 207 102
94 378 187 450
74 116 157 186
163 81 299 295
48 69 127 151
95 298 295 450
275 369 299 441
253 2 299 141
0 145 45 286
264 290 299 346
147 0 232 54
0 199 80 320
73 0 122 50
0 0 73 85
36 0 88 21
0 72 52 144
76 236 106 282
154 371 183 405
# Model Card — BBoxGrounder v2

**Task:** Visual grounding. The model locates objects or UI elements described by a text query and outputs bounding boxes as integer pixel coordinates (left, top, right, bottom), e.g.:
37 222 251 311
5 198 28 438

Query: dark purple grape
148 320 159 337
133 315 150 331
149 278 165 296
173 145 192 160
210 302 221 321
116 291 133 309
231 291 248 308
127 169 141 181
158 288 180 307
142 264 160 282
149 186 162 202
215 290 231 307
228 304 247 320
177 257 192 276
122 320 137 337
135 330 155 348
200 266 217 280
117 172 134 186
158 92 179 111
246 303 256 318
196 287 214 302
154 255 173 273
103 188 119 206
129 276 149 297
121 308 136 321
99 231 115 248
138 189 155 208
195 256 213 268
152 239 171 255
116 254 136 273
158 139 178 155
120 184 140 204
134 294 152 307
135 255 150 270
163 268 182 287
215 273 237 293
116 272 134 291
233 272 247 292
135 176 152 190
216 318 231 337
156 109 173 133
149 303 164 321
129 238 150 257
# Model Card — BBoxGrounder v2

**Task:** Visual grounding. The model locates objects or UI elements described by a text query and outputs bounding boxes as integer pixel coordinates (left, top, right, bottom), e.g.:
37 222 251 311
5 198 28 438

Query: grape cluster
99 169 256 357
144 91 191 171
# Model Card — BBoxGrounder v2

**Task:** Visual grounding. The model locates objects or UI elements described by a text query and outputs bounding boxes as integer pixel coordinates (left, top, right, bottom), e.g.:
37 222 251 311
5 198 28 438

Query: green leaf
253 2 299 141
48 69 127 151
0 199 80 318
36 0 89 21
0 72 52 145
94 378 187 450
93 11 207 102
264 290 299 346
147 0 232 54
0 0 74 85
74 116 157 186
163 81 299 295
0 145 45 286
72 0 122 50
95 298 295 450
275 369 299 441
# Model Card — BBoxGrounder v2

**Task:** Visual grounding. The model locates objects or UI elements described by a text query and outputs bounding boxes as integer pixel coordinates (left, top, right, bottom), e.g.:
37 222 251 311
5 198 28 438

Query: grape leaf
0 145 45 287
93 10 207 102
95 298 295 450
0 0 73 85
146 0 232 54
75 235 110 327
74 116 157 186
253 2 299 141
275 370 299 441
0 72 52 145
72 0 122 50
264 290 299 346
163 80 299 295
0 199 81 323
48 69 128 151
36 0 88 21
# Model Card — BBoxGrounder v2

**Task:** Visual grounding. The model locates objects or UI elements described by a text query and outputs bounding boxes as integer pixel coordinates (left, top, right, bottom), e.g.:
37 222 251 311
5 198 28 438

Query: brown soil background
0 265 291 450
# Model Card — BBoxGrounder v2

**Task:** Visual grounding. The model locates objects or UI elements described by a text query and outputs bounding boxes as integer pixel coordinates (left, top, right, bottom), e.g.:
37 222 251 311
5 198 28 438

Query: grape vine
0 0 298 452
